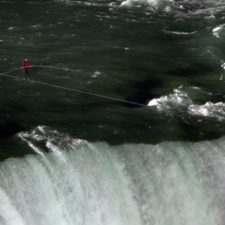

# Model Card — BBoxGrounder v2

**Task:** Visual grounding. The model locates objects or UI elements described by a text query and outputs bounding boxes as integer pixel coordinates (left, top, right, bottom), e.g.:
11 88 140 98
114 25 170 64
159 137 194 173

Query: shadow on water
0 122 24 139
172 63 216 77
0 121 32 161
125 78 163 107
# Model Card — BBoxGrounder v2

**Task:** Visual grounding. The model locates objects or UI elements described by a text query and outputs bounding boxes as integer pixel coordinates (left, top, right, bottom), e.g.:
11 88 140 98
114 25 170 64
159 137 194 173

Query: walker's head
24 58 28 61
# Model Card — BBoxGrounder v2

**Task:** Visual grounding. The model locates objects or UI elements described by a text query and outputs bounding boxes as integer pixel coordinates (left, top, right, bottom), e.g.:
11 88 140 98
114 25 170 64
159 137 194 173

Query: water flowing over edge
0 126 225 224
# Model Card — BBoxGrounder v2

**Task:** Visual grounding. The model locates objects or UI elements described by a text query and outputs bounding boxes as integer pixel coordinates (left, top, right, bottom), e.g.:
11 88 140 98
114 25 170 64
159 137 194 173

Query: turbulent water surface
1 0 225 224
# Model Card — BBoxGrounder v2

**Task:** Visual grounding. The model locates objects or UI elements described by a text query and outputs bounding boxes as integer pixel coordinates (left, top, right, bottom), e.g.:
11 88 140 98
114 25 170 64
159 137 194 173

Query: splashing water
0 126 224 224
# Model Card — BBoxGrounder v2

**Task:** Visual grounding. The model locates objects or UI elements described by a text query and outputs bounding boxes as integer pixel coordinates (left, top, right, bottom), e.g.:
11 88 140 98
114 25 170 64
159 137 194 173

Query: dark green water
2 1 225 224
1 0 225 153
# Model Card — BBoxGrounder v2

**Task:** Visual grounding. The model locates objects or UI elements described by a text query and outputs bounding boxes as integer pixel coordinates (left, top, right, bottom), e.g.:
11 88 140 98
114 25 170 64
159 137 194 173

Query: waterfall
0 126 224 224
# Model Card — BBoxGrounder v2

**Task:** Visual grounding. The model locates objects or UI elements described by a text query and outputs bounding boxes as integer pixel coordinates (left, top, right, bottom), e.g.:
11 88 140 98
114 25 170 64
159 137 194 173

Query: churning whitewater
0 126 224 225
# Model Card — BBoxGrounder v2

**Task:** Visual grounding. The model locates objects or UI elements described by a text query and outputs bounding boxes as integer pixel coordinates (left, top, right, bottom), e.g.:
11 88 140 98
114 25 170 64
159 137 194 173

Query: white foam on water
55 0 107 7
2 126 225 224
17 132 45 157
7 27 16 31
189 86 212 96
31 24 42 29
163 29 197 36
221 62 225 70
188 102 225 121
91 71 102 78
17 126 86 158
53 0 225 15
212 24 225 38
108 0 225 16
120 0 159 8
147 87 192 111
147 87 225 121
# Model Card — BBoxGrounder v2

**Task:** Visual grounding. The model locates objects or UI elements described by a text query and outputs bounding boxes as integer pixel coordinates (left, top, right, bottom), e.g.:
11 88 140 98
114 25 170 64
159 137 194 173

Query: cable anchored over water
0 68 148 107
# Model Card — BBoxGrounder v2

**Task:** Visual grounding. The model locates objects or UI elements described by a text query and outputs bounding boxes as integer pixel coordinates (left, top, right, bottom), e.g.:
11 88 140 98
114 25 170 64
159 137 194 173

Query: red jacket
22 60 31 69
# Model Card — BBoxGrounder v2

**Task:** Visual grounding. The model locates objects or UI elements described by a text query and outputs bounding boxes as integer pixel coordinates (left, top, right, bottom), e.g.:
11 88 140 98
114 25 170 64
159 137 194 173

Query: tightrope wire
0 66 148 107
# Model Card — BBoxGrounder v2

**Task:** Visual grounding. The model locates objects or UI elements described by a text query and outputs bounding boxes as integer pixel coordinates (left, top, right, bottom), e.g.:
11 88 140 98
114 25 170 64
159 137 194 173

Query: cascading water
0 126 224 225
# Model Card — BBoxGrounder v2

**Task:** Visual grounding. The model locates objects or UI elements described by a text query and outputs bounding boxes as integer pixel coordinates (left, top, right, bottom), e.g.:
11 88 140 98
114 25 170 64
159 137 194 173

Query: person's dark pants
23 68 31 80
